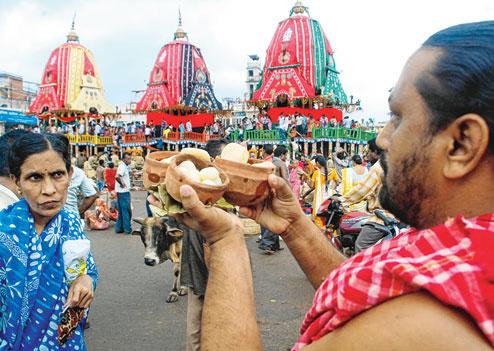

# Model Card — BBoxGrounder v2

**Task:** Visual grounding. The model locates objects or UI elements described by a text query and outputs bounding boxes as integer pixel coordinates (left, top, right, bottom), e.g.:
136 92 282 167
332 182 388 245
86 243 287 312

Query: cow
132 216 188 303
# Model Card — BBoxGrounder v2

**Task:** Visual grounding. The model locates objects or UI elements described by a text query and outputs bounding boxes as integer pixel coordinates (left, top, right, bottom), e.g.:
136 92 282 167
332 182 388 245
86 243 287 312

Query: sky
0 0 493 121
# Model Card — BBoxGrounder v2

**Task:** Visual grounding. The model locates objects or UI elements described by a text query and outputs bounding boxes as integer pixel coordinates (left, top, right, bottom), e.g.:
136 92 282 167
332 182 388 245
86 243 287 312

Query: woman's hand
65 275 94 309
173 185 243 245
240 174 305 236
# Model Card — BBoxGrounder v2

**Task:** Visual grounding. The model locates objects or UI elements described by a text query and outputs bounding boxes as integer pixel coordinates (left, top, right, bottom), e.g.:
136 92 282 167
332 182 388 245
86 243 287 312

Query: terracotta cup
165 154 229 204
213 157 276 207
143 151 179 189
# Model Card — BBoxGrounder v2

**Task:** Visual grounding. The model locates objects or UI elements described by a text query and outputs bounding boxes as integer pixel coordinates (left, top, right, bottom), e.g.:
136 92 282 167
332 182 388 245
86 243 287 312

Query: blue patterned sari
0 199 98 350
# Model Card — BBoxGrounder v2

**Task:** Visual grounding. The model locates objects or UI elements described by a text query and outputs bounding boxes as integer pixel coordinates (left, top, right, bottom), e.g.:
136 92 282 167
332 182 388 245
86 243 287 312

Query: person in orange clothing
307 115 316 138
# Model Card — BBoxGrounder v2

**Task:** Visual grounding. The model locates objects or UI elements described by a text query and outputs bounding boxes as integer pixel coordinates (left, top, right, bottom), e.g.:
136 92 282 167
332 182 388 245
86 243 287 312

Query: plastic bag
62 239 90 284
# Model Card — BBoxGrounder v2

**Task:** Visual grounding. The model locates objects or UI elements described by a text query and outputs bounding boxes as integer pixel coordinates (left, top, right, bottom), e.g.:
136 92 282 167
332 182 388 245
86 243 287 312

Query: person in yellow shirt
248 146 258 160
308 156 338 226
340 155 369 211
163 126 172 139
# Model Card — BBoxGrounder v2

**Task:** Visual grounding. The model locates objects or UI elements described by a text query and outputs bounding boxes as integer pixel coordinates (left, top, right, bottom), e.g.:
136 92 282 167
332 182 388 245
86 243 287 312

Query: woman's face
15 149 72 221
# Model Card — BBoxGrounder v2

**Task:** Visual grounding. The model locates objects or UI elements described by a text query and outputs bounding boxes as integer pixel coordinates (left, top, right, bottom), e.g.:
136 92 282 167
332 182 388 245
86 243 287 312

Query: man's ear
442 113 490 179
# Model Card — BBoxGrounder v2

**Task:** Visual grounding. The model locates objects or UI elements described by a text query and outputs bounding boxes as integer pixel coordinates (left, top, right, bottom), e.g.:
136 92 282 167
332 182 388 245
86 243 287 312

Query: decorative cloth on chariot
0 199 98 350
293 213 494 350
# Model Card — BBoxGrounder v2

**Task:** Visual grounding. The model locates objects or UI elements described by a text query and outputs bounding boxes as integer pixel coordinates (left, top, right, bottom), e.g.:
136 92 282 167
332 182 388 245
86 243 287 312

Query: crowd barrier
65 127 377 147
65 134 113 145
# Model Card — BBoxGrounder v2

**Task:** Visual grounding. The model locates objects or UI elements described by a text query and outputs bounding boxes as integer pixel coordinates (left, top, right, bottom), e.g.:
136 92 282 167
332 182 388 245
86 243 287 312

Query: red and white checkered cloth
293 214 494 350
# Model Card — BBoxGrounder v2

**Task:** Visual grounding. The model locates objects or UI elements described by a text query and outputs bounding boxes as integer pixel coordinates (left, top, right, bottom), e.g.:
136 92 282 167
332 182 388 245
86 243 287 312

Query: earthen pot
165 154 229 204
143 151 179 189
213 157 276 207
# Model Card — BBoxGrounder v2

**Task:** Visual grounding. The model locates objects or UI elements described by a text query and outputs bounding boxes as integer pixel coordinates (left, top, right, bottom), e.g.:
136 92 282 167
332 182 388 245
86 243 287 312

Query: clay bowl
143 151 179 189
165 154 229 204
213 157 276 207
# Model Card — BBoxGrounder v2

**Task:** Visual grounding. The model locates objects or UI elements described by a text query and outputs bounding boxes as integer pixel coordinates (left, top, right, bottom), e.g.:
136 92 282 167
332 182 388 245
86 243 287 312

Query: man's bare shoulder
303 292 492 351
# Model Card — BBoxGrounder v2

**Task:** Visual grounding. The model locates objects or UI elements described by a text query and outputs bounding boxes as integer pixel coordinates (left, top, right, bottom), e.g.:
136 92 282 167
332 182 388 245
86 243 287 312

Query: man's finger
147 194 160 207
173 212 194 228
179 185 208 220
239 206 256 219
268 174 295 202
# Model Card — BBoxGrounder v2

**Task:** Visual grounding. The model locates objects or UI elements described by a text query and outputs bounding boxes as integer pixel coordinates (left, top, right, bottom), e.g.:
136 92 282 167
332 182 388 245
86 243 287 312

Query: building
115 103 145 125
245 55 262 100
0 72 38 111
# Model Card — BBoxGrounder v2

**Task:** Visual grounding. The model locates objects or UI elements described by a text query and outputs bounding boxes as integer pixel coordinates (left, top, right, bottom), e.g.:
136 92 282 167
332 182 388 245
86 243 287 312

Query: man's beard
379 149 434 229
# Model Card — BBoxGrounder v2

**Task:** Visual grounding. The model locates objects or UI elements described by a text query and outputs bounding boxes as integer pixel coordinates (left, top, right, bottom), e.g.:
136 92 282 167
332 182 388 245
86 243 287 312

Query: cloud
1 0 492 120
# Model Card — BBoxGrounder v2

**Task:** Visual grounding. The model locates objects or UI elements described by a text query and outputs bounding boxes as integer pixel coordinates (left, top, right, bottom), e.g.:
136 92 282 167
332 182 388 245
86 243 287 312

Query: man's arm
115 175 125 187
302 292 492 351
115 165 126 188
280 163 290 182
241 175 345 289
282 215 345 288
79 195 97 217
202 232 261 350
78 174 98 216
173 177 345 349
176 187 262 351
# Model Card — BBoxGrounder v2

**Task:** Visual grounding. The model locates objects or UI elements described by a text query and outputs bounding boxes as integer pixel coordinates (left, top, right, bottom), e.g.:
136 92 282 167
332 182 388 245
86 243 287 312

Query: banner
0 109 38 125
147 111 214 128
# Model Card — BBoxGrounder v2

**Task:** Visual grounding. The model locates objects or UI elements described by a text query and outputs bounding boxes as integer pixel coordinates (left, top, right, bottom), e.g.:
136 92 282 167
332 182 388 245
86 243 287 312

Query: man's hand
147 193 160 207
65 275 94 309
116 175 126 188
240 174 305 236
174 185 243 245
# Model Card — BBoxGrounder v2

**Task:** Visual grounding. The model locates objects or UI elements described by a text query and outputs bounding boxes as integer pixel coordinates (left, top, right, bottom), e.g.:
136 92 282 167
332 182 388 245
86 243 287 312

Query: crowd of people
0 21 493 351
244 138 389 254
25 110 374 148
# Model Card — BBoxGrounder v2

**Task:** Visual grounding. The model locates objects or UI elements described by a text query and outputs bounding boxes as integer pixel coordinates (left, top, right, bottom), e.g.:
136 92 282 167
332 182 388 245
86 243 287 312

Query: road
85 191 314 351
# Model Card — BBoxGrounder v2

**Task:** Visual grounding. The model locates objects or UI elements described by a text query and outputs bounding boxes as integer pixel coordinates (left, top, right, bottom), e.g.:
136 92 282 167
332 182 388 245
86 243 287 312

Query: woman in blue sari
0 133 98 350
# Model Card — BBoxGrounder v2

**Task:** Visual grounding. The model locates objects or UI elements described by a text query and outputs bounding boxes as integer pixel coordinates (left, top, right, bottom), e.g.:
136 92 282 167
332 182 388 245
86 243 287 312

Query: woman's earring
17 187 22 195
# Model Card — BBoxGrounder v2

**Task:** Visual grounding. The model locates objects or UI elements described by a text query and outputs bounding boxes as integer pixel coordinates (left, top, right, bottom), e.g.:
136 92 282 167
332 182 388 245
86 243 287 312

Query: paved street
85 191 314 351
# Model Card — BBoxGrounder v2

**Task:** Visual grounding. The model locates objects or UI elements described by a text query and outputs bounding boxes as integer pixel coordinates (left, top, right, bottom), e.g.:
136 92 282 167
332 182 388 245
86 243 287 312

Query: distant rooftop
0 71 23 80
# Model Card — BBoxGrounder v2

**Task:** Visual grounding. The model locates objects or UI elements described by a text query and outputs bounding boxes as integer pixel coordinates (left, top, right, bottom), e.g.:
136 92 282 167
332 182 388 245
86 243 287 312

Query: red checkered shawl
293 214 494 350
